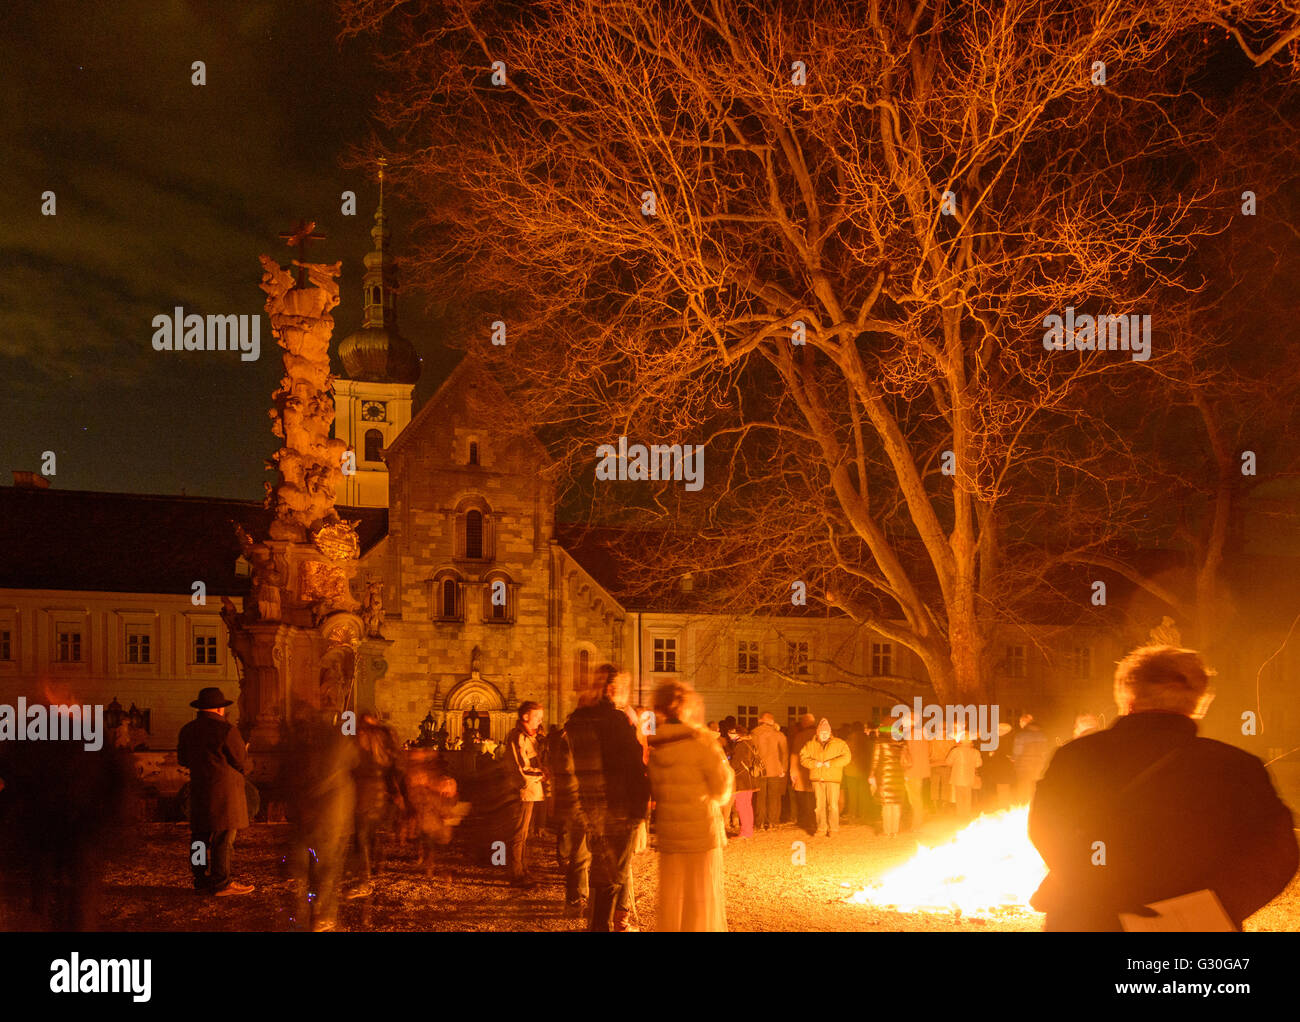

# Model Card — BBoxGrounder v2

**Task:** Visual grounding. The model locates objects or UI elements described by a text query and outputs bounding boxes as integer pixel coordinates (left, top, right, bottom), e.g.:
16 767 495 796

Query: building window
194 627 218 665
1063 646 1091 680
437 577 463 621
56 628 82 663
0 629 10 661
468 441 479 466
364 429 384 463
126 627 151 664
1006 644 1027 679
871 641 893 676
465 510 484 559
786 640 810 675
455 501 495 562
653 637 678 673
786 705 808 725
483 573 515 624
737 639 759 674
737 705 758 729
574 649 591 693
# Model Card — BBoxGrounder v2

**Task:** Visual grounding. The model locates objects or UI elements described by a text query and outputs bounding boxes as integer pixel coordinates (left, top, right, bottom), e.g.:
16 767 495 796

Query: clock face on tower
361 401 387 422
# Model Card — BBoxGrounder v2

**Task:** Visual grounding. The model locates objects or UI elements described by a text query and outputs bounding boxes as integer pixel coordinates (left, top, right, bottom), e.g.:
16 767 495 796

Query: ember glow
848 808 1047 918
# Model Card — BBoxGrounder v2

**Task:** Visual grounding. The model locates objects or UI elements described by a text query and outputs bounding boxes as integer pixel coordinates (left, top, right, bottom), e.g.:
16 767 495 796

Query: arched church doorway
445 676 507 743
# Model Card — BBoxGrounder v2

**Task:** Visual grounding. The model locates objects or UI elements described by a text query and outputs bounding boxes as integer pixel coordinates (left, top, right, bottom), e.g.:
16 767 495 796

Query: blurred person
750 712 788 831
1030 645 1298 931
0 701 135 930
648 681 733 931
945 730 983 819
981 721 1016 810
350 709 404 897
549 717 592 919
1013 713 1049 802
726 724 760 838
285 709 358 932
799 718 852 838
1073 713 1100 739
402 746 463 878
899 712 930 829
929 730 956 812
870 722 907 838
842 722 869 821
550 664 650 931
176 686 253 896
505 701 546 888
787 712 818 835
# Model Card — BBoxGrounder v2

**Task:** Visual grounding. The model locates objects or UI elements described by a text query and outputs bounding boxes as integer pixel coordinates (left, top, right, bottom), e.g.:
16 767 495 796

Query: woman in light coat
647 681 734 931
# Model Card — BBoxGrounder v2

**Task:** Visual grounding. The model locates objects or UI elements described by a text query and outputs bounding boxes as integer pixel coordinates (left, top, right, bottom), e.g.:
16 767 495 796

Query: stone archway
444 674 507 743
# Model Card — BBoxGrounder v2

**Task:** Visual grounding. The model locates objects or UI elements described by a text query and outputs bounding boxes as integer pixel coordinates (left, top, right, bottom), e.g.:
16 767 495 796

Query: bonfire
847 807 1047 918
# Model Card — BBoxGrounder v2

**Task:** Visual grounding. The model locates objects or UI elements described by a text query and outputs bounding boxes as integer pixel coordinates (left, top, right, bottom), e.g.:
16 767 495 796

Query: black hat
191 686 234 709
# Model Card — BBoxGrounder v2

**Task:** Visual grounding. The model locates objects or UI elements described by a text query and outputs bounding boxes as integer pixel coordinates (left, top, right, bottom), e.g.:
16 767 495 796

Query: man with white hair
1028 645 1298 930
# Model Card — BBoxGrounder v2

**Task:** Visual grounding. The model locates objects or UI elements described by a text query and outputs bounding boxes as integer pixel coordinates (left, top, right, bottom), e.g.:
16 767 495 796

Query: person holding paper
1028 645 1298 931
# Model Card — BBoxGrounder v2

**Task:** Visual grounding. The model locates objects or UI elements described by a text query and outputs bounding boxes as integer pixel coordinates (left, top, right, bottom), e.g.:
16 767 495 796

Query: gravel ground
4 815 1295 931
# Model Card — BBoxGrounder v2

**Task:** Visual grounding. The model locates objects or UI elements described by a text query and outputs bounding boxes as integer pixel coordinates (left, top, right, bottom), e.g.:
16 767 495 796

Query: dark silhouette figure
177 687 253 896
1030 646 1299 930
284 710 358 931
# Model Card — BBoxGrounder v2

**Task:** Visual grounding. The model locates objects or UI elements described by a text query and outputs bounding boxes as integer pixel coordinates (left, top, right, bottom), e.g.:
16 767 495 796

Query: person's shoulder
1191 736 1270 774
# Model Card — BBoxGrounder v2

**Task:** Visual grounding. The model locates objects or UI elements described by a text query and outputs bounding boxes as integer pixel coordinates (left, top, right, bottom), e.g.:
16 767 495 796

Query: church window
364 429 384 463
455 500 495 561
483 572 515 624
465 509 484 559
0 630 10 661
439 578 462 621
574 649 591 692
469 441 479 466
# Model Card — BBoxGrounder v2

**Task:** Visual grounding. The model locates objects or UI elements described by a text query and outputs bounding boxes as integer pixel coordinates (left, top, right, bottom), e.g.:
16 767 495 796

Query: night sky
0 0 454 499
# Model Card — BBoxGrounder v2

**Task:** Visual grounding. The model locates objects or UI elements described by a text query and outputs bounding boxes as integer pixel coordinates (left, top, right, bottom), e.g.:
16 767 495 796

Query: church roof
0 486 387 596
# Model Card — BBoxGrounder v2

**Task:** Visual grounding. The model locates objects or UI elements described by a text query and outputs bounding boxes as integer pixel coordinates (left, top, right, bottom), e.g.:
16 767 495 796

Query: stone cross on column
278 219 326 287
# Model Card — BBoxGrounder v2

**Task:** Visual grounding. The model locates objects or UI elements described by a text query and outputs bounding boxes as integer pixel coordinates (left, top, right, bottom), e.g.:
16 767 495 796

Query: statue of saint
464 704 482 741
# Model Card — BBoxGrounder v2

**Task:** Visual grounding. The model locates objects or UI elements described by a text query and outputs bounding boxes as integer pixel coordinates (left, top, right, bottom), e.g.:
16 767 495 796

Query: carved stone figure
258 252 348 542
1149 616 1182 648
362 581 385 639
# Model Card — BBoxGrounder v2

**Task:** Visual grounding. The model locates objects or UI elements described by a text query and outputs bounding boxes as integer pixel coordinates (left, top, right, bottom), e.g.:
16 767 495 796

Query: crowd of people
173 670 1082 931
4 644 1293 933
34 642 1287 934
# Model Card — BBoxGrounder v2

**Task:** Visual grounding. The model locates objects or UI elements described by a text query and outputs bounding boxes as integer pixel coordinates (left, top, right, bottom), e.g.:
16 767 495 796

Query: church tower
335 163 421 508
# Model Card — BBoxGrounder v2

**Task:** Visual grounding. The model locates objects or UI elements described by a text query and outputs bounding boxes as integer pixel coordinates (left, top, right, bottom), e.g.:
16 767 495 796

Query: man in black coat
177 687 254 896
550 664 650 931
1029 646 1298 930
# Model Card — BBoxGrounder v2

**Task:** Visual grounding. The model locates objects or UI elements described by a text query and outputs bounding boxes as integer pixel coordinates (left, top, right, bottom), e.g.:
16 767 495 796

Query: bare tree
340 0 1299 701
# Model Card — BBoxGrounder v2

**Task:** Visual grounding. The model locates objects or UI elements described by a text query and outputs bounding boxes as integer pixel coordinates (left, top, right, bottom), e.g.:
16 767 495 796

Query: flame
847 807 1046 917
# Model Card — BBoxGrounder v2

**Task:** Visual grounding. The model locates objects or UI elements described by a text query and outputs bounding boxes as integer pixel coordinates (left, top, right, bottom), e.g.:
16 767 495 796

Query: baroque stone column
225 238 365 758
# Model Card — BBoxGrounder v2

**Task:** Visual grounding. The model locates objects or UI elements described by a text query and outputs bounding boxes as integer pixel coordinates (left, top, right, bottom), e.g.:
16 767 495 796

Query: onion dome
338 169 421 384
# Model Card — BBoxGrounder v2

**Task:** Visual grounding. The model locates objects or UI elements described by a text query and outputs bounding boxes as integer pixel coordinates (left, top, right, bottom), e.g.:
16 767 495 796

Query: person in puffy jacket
648 680 733 931
799 718 852 838
871 724 907 837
